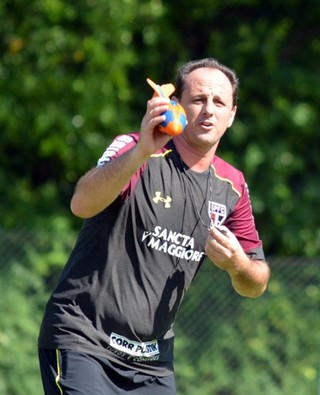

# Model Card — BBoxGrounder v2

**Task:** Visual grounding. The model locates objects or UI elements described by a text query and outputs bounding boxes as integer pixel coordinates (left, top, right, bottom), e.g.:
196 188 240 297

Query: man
38 58 270 394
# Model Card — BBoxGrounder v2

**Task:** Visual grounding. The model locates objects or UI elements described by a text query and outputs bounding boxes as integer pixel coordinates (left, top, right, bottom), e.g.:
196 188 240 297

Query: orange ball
158 100 187 136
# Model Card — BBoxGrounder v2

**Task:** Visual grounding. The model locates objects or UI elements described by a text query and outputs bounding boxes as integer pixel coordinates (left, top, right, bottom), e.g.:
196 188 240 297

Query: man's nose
203 100 214 115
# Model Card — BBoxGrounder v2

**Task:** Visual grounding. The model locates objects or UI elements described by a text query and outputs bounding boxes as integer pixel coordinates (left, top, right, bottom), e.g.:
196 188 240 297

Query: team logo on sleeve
208 201 227 227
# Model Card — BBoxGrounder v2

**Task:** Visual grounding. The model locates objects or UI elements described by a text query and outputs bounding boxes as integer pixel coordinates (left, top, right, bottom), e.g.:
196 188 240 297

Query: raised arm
205 226 270 298
71 96 172 218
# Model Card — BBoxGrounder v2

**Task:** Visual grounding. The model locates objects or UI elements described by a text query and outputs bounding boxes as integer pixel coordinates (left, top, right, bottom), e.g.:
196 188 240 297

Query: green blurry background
0 0 319 394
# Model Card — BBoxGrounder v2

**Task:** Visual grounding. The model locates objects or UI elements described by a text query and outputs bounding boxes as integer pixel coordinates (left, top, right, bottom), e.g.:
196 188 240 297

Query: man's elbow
232 266 270 299
70 194 93 219
245 282 268 298
233 282 268 299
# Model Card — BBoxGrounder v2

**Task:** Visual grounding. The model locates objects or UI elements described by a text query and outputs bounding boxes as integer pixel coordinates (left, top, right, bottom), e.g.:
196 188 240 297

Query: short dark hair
174 58 239 107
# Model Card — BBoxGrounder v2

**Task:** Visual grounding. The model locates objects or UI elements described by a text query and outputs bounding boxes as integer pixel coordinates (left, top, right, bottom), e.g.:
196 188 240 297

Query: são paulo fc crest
208 201 227 227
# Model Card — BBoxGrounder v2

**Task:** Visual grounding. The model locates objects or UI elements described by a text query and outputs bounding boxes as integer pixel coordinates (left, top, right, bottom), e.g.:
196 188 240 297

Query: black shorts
38 348 176 395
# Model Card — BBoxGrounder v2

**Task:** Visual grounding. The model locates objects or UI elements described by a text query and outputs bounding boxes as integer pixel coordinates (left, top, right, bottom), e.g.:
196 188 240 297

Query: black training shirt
38 133 265 376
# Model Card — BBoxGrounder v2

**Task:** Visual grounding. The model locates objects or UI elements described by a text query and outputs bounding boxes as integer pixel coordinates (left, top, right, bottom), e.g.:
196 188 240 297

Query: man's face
177 67 237 150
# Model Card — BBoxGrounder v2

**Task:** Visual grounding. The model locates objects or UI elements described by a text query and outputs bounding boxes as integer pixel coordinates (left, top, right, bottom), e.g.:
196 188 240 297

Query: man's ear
228 106 237 128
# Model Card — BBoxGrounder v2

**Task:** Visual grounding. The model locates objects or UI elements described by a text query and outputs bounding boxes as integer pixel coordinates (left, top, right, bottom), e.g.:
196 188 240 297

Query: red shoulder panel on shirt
212 156 245 198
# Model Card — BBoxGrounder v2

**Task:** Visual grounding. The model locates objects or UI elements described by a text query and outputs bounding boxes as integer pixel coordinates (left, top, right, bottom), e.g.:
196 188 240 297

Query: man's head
174 58 239 107
172 58 238 152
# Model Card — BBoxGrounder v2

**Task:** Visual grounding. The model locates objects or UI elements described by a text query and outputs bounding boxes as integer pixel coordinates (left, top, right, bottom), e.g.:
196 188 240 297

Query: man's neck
173 135 218 172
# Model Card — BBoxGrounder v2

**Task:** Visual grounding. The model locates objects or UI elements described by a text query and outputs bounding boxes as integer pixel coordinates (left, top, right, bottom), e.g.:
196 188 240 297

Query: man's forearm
70 146 148 218
228 258 270 298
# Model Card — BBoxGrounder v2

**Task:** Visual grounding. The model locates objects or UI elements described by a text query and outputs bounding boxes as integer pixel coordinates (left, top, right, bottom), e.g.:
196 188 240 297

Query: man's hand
205 226 270 298
137 96 173 158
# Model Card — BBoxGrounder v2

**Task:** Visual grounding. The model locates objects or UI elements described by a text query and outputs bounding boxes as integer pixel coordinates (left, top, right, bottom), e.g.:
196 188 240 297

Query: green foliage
0 0 143 227
0 223 76 395
0 260 45 395
1 0 319 254
1 0 320 394
174 259 320 395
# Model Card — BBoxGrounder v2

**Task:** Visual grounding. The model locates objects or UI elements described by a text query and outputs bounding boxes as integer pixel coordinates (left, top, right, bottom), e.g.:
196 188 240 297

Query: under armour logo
153 192 172 208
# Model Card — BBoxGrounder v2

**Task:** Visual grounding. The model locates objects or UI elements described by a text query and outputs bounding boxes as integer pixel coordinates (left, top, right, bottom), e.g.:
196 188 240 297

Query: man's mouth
200 121 214 129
